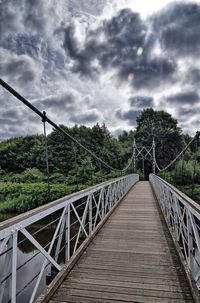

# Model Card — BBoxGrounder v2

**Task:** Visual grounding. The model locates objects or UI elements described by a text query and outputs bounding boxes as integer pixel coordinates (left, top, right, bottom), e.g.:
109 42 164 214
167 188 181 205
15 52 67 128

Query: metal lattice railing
0 174 138 303
150 174 200 290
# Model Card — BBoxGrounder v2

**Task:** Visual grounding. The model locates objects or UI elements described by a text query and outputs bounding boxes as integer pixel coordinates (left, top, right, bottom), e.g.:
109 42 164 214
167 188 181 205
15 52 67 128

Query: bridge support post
152 137 156 174
187 210 194 275
133 138 136 173
65 204 70 263
11 230 18 303
89 195 93 234
42 112 51 200
142 156 145 177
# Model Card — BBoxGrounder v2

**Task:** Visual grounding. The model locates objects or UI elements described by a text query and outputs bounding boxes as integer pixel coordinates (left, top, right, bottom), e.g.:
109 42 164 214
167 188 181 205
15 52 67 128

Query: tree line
0 108 199 212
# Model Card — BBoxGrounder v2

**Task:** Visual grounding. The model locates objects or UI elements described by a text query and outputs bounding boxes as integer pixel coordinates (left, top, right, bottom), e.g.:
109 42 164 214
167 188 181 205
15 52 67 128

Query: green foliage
173 159 200 185
19 168 46 183
178 185 200 204
0 182 81 213
49 173 66 183
67 156 96 185
136 169 145 181
0 135 44 173
0 116 199 212
135 108 183 174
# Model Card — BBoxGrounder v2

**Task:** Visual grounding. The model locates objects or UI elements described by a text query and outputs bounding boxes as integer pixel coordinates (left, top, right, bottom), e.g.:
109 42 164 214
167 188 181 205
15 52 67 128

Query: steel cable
0 78 133 173
154 137 195 172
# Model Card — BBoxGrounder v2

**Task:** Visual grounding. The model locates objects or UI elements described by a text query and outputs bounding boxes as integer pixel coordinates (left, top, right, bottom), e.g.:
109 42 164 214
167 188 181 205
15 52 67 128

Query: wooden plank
48 181 195 303
64 277 191 293
69 269 189 286
52 288 193 303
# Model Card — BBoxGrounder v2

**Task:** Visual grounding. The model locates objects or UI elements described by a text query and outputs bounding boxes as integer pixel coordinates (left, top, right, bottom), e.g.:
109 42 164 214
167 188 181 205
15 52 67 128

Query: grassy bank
0 182 86 213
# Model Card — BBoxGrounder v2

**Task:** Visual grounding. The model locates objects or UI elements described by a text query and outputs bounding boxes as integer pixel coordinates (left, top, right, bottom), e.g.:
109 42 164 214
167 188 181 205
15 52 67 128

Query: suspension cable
192 137 198 196
154 135 197 172
0 78 132 173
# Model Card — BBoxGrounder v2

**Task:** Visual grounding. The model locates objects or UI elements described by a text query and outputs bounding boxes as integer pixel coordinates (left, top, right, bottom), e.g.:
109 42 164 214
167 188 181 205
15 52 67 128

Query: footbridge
0 174 200 303
0 80 200 302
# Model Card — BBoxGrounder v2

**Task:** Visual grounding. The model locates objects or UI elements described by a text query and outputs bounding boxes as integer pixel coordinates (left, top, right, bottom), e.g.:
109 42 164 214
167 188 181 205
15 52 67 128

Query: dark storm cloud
0 0 51 40
2 109 20 121
35 93 76 114
186 68 200 85
0 0 22 40
166 91 199 105
116 109 140 125
23 0 49 34
178 107 198 117
63 8 176 88
2 35 42 59
0 117 31 140
63 25 94 76
63 9 148 75
119 56 176 89
129 96 154 108
70 111 101 124
152 2 200 56
0 55 37 83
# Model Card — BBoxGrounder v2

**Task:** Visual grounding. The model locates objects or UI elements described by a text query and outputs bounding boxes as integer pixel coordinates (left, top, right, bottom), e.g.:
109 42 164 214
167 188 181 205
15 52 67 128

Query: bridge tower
152 137 156 174
133 138 156 176
133 138 136 173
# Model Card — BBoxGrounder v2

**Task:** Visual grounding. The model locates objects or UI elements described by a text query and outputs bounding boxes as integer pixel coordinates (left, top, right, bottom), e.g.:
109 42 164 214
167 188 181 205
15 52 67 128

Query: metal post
89 195 93 234
152 137 156 174
133 138 136 173
65 204 70 262
42 111 51 200
11 230 18 303
142 156 145 178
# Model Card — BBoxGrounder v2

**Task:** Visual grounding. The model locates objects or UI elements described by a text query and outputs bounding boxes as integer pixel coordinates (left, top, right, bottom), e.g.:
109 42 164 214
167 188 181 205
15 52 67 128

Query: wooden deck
49 181 194 303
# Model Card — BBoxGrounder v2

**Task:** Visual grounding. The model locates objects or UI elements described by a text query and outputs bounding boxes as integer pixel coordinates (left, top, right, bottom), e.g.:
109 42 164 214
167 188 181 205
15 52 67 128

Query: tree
135 108 183 171
0 135 44 173
67 156 96 185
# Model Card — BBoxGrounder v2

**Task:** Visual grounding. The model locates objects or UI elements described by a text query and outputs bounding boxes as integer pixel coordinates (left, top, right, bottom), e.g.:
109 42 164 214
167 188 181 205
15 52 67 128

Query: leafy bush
178 185 200 204
174 160 200 185
0 182 86 213
19 168 46 183
49 173 66 183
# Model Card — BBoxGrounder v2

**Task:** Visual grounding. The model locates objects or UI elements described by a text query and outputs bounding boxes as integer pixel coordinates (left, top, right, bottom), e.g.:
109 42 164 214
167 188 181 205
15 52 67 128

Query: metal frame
0 174 138 303
133 138 156 174
150 174 200 289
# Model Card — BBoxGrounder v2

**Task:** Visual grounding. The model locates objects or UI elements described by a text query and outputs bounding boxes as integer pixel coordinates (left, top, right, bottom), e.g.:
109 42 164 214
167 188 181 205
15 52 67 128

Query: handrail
0 176 133 236
150 174 200 290
0 174 139 303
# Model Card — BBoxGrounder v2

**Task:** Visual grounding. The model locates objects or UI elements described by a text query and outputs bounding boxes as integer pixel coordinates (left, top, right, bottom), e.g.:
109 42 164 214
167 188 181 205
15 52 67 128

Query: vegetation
0 108 199 213
0 182 82 212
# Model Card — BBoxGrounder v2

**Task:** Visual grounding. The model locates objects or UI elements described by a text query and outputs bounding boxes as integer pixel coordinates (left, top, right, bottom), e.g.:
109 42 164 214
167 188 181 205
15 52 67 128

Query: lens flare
128 73 134 81
137 47 143 56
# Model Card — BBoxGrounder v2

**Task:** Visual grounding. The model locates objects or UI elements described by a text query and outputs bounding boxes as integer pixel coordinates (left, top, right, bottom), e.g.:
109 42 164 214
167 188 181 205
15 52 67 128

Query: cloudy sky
0 0 200 140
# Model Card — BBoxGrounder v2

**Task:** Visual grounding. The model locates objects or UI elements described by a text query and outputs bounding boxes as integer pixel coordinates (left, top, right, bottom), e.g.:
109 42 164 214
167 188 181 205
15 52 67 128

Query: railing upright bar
89 195 93 234
11 231 18 303
66 204 70 262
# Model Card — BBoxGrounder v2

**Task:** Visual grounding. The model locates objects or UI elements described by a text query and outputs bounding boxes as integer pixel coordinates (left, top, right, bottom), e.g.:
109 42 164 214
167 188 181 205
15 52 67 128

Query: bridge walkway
49 181 194 303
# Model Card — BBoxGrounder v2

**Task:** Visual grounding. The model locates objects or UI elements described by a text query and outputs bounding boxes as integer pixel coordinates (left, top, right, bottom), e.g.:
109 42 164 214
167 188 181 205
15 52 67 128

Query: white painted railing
150 174 200 290
0 174 138 303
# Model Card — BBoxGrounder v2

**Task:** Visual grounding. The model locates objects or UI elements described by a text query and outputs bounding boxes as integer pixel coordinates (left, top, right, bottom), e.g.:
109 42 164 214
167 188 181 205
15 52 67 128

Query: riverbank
0 182 85 213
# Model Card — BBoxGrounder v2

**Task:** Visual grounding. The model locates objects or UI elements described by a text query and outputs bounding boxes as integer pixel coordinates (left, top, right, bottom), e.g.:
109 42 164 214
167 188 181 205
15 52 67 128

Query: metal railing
0 174 138 303
150 174 200 290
